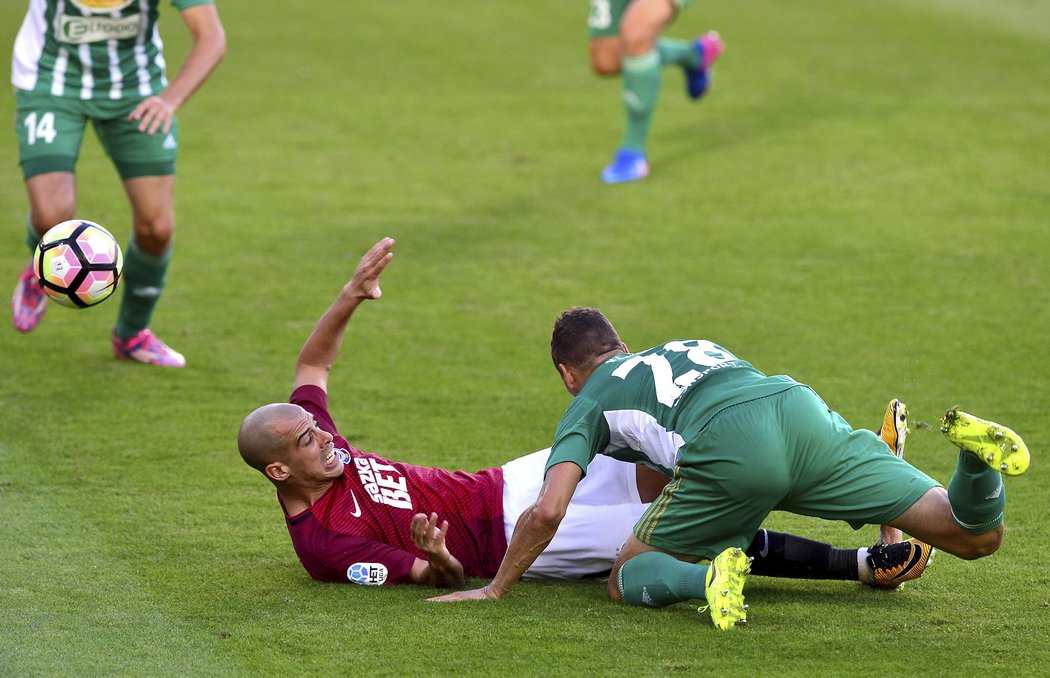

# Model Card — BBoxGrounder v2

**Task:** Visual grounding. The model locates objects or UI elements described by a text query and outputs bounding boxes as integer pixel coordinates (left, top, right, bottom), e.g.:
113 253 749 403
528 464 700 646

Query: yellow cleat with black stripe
702 547 752 630
868 538 935 590
941 408 1030 476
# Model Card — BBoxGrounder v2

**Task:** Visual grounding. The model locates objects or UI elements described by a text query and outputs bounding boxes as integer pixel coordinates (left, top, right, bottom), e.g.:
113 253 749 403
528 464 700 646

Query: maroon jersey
282 385 507 585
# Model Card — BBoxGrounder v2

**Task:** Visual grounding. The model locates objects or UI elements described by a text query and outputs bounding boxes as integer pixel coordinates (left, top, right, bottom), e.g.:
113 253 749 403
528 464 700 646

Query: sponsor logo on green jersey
59 14 142 44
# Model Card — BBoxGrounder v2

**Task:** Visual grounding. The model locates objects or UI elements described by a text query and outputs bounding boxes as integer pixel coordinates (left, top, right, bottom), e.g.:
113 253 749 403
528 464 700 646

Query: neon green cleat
702 547 751 630
941 407 1029 476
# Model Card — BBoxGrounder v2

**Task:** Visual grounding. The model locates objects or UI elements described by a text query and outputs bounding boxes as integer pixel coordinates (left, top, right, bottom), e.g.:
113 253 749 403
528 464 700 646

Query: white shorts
501 449 649 580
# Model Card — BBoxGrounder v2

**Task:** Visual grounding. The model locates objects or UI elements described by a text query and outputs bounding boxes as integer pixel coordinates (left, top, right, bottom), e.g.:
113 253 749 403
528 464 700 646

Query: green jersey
546 340 799 476
12 0 212 101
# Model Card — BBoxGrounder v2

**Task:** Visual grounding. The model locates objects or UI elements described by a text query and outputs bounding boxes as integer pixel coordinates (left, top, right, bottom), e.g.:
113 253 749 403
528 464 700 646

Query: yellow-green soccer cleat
941 407 1030 476
879 398 909 458
702 547 752 630
867 538 935 590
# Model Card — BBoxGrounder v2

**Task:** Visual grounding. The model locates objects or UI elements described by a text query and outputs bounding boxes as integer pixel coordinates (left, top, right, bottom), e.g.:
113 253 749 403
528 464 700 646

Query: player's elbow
530 502 567 530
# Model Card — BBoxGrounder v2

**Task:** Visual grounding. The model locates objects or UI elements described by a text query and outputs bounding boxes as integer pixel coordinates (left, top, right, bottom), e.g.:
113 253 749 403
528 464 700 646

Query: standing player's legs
12 91 86 332
97 106 186 368
13 172 79 332
600 0 676 183
600 0 723 183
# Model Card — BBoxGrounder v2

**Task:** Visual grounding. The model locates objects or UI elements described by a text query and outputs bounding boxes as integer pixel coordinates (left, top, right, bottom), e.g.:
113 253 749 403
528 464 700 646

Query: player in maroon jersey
238 237 931 589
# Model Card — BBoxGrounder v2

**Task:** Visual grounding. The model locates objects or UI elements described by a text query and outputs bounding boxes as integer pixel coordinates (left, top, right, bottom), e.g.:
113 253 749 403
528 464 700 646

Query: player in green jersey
433 307 1029 630
587 0 724 183
10 0 226 367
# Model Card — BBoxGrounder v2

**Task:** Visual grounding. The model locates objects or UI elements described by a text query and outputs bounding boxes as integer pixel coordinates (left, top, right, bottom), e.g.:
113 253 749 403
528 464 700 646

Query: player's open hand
346 237 395 301
128 95 176 135
428 586 500 603
411 512 449 557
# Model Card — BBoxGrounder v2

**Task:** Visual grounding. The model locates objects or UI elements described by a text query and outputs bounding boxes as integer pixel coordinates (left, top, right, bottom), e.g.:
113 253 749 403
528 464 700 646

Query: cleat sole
941 407 1030 476
703 546 751 630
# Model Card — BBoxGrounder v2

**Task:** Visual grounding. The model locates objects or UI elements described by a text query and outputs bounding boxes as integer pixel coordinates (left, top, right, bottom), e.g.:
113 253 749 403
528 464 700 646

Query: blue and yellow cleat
601 149 650 184
701 546 751 630
941 407 1029 476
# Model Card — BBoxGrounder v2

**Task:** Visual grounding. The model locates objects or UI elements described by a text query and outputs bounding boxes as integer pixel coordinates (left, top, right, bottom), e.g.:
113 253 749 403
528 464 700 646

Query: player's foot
601 149 650 184
867 538 934 590
12 262 48 333
702 546 751 630
941 407 1029 476
684 31 725 100
112 328 186 368
879 398 909 458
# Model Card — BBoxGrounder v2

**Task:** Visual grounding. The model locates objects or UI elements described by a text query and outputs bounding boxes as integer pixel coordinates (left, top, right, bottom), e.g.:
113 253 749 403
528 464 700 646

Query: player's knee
32 204 75 233
133 216 175 255
619 24 656 56
590 57 621 76
954 528 1003 560
606 572 623 603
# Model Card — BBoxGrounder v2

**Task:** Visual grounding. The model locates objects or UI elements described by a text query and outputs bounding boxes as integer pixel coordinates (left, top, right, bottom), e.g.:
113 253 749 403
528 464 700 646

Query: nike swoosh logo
348 489 362 518
892 547 925 581
985 480 1003 500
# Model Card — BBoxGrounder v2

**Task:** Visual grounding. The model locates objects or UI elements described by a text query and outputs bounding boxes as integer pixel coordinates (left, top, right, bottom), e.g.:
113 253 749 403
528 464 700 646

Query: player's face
284 408 343 481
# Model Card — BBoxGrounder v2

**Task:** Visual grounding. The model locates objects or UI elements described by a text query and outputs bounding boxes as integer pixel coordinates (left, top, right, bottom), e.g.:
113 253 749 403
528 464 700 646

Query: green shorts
633 386 940 559
15 89 178 181
587 0 692 39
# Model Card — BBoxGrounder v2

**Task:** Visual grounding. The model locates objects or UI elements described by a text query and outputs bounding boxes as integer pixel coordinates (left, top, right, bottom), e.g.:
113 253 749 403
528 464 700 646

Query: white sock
857 548 873 584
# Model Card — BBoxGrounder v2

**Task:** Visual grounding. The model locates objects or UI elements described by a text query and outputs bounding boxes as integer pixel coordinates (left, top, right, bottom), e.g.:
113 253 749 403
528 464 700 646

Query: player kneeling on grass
237 238 931 590
432 306 1029 631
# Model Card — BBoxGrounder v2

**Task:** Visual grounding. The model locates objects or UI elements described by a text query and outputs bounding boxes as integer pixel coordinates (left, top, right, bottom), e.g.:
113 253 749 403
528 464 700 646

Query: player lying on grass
432 306 1029 631
238 237 931 589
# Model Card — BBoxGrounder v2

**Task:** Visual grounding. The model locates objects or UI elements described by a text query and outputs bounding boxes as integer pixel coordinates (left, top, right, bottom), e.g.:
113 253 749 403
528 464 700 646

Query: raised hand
345 237 395 301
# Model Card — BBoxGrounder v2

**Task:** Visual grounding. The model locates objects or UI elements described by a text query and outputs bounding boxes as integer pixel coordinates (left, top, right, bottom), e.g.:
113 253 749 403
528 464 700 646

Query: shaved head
238 403 302 473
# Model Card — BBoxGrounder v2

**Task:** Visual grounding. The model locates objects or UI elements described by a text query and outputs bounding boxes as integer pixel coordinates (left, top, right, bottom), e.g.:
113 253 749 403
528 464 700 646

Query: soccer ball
34 219 123 308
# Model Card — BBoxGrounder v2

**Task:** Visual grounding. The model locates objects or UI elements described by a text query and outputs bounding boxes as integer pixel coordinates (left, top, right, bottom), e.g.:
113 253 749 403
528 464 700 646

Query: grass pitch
1 1 1048 675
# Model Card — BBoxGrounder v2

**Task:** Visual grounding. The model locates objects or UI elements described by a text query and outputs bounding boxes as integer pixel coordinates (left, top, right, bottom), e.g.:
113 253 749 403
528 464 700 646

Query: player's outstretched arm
129 3 226 135
294 237 396 393
428 462 582 602
409 513 466 588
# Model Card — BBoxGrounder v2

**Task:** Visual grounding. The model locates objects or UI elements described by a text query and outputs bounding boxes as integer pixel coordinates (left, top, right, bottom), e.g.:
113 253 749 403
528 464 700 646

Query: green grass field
2 1 1048 675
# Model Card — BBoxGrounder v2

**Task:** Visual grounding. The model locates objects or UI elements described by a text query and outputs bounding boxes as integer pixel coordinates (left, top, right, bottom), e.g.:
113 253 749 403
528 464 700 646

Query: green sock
616 551 708 608
947 450 1006 534
620 49 663 152
115 239 171 340
656 38 699 68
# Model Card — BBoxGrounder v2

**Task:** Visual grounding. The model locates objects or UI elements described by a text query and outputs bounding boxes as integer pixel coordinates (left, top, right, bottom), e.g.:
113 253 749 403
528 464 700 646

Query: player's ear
557 363 578 395
265 461 290 482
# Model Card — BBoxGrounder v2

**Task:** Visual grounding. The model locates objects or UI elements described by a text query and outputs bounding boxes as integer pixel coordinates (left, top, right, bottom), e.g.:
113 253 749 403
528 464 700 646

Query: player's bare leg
12 172 76 332
112 175 185 367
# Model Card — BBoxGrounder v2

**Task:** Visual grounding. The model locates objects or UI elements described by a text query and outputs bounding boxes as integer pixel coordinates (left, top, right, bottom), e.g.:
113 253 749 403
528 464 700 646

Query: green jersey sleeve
545 397 610 477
